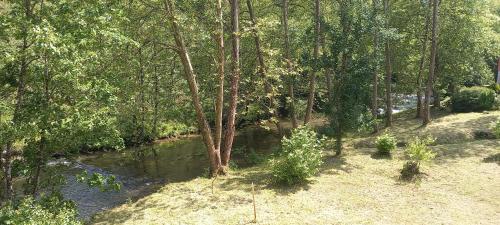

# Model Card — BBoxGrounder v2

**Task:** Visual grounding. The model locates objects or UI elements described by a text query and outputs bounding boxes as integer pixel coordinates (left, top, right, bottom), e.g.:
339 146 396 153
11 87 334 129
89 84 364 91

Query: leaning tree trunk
282 0 298 129
416 0 431 118
221 0 241 167
383 0 393 127
246 0 283 136
304 0 321 125
164 0 221 175
423 0 439 125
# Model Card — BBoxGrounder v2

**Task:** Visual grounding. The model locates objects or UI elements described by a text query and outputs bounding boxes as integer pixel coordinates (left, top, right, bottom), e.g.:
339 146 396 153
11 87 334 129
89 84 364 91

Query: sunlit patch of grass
93 139 500 225
354 110 500 148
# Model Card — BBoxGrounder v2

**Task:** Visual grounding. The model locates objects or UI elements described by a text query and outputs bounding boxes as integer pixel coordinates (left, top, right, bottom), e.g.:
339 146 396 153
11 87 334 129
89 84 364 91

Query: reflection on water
60 125 279 220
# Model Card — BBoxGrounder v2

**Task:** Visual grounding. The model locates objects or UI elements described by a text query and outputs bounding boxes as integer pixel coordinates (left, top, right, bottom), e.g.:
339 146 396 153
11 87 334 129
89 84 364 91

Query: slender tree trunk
372 0 380 133
304 0 321 124
423 0 439 125
214 0 225 153
138 47 146 142
383 0 392 127
2 0 31 200
221 0 240 167
416 0 431 118
152 49 159 138
282 0 298 129
246 0 283 136
164 0 221 175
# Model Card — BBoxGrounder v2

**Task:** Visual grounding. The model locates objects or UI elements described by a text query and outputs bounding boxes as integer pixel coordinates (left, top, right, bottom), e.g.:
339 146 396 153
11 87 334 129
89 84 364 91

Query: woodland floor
92 110 500 225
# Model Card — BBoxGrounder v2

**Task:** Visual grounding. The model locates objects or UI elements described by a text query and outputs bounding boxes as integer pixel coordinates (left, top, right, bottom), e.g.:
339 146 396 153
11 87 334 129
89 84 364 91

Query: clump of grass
400 136 436 181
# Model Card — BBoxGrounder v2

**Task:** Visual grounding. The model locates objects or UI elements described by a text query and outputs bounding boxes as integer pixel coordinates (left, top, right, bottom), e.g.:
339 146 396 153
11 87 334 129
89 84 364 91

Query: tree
282 0 298 129
383 0 393 127
304 0 321 124
415 0 431 118
423 0 439 125
221 0 241 167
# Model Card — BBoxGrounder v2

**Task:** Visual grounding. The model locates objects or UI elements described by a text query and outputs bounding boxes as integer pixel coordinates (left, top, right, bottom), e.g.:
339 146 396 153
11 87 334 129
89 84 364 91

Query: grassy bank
93 111 500 225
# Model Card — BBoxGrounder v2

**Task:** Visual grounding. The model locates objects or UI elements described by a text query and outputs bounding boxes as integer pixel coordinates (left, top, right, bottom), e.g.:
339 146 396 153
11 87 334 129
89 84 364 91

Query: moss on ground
93 111 500 225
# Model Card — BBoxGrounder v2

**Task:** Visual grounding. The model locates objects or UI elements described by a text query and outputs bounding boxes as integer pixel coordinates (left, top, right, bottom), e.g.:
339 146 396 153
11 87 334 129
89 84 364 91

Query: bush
159 121 196 139
271 126 324 185
375 133 397 155
0 194 82 225
489 83 500 94
401 136 436 181
494 120 500 138
452 87 496 112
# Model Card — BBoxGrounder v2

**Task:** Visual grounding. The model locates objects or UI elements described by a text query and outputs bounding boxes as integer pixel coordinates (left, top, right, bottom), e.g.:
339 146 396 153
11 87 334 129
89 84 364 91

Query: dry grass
93 112 500 225
354 110 500 148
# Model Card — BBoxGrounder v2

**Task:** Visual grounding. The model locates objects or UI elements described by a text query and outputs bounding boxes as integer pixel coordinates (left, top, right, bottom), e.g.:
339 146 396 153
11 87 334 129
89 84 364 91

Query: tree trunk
383 0 392 127
416 0 431 118
2 0 31 200
138 47 146 142
246 0 283 136
214 0 225 153
164 0 221 175
423 0 439 125
372 0 380 133
282 0 298 129
304 0 321 124
152 46 159 138
221 0 240 167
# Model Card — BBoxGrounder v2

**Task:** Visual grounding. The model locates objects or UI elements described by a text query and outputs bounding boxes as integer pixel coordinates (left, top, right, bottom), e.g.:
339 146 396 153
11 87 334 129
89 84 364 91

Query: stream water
57 126 280 220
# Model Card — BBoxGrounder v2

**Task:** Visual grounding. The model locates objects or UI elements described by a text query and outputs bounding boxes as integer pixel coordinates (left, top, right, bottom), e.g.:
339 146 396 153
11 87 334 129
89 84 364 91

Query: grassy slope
93 111 500 225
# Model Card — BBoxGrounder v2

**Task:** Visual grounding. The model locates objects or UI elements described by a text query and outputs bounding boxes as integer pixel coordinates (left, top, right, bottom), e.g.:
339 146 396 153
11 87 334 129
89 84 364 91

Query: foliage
401 136 436 180
452 87 496 112
0 194 81 225
375 133 397 155
271 126 324 185
489 84 500 94
494 120 500 138
159 121 197 139
405 136 436 163
76 171 121 192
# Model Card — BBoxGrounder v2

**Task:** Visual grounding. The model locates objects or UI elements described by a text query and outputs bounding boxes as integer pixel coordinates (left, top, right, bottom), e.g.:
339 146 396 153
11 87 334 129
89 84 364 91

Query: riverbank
92 110 500 225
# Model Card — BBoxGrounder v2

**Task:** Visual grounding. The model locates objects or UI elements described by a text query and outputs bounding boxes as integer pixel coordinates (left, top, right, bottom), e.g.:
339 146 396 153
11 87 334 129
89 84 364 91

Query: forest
1 0 500 224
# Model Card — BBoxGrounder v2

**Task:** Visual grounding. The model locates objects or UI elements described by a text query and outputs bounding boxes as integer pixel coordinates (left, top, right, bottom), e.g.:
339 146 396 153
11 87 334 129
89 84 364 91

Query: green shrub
159 121 196 138
494 120 500 138
271 126 324 185
375 133 397 155
452 87 496 112
401 136 436 181
489 83 500 94
0 194 82 225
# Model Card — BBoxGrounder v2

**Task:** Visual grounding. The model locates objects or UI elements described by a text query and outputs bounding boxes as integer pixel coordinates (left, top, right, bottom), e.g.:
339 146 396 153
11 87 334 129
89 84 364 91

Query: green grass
93 111 500 225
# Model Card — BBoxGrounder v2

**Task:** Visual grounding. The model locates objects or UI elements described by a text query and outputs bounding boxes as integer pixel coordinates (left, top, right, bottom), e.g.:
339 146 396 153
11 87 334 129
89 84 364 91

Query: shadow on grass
370 152 393 160
483 153 500 165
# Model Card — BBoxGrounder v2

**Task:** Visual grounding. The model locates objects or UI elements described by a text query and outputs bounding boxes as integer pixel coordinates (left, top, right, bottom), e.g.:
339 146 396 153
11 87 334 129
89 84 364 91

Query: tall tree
371 0 380 133
304 0 321 124
246 0 283 136
221 0 240 167
383 0 393 127
282 0 298 128
164 0 222 175
416 0 432 118
214 0 225 155
423 0 439 125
